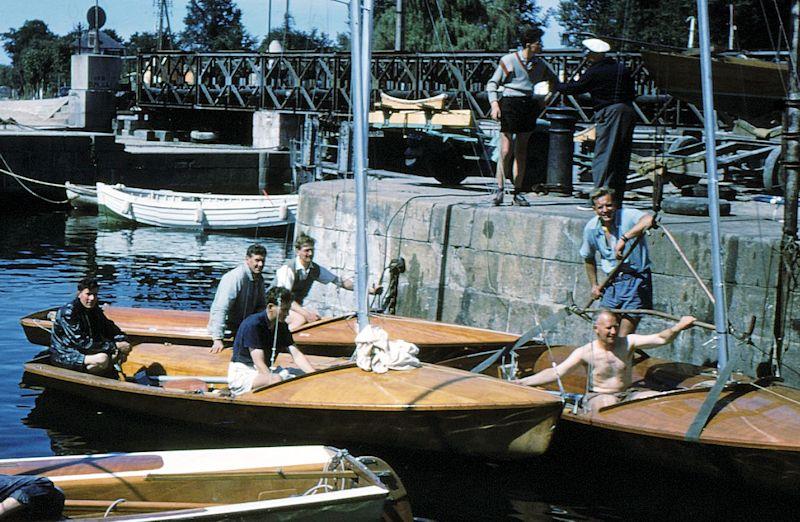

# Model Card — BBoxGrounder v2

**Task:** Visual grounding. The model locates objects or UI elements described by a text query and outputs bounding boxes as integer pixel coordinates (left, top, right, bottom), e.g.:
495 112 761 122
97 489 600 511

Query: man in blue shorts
580 187 655 335
227 286 316 396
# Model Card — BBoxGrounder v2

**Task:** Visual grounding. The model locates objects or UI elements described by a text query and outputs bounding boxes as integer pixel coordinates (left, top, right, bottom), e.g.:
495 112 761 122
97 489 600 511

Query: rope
0 168 72 204
0 167 70 188
748 381 800 408
103 499 127 518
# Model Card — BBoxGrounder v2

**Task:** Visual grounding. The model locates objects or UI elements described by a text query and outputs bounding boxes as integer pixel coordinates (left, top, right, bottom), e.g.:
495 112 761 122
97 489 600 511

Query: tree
259 14 335 51
1 20 57 91
127 32 161 55
180 0 255 51
556 0 792 51
372 0 547 52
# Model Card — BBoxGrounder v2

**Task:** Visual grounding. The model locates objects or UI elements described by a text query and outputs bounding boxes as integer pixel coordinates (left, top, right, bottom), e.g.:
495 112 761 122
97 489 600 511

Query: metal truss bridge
135 49 704 127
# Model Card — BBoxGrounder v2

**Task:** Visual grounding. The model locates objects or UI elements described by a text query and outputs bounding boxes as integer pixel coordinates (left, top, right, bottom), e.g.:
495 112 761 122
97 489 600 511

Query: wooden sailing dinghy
96 182 297 230
21 307 519 361
0 446 412 520
22 342 562 459
440 344 800 491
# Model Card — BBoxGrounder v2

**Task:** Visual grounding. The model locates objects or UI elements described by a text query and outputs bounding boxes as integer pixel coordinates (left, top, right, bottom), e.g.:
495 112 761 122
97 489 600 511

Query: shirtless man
516 311 696 412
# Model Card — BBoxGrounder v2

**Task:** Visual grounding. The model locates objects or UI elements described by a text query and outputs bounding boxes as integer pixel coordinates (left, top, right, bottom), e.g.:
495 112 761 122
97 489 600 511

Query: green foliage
372 0 546 52
127 32 161 54
1 19 59 95
556 0 792 51
259 14 335 51
180 0 256 51
0 64 14 88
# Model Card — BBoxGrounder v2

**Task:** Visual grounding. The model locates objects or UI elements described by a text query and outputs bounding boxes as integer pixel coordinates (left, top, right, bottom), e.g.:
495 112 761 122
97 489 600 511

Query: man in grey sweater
486 26 556 206
208 244 267 353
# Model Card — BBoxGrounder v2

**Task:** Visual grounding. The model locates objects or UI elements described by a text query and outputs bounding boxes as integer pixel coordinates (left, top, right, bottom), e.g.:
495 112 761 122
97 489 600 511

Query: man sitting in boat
49 277 131 376
208 244 267 353
275 233 380 330
0 474 64 520
581 187 655 336
227 286 316 396
516 311 696 412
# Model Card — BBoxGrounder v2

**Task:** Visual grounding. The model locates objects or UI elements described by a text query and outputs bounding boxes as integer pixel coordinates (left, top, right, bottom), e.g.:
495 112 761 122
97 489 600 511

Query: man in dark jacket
556 38 636 206
49 277 131 375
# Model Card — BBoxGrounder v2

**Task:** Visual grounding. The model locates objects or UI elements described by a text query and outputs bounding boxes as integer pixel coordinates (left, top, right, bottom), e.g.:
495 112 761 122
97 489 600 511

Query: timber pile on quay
298 175 800 386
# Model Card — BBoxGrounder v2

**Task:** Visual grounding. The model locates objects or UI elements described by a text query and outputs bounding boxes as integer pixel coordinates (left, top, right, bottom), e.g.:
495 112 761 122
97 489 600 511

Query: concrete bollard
545 106 578 194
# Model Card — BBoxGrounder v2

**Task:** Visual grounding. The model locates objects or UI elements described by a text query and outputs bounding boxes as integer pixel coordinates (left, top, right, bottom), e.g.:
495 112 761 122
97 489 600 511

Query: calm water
0 210 797 520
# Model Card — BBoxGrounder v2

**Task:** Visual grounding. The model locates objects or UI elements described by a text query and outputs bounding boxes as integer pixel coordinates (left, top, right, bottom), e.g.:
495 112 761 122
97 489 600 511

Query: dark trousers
592 103 636 205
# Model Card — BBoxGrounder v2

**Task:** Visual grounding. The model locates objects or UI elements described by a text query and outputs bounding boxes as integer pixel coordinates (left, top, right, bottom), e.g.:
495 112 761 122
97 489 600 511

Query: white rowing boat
1 445 412 520
96 182 297 230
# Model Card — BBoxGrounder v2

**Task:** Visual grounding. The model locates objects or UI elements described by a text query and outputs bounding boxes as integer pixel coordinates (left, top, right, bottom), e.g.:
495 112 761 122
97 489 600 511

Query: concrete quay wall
0 131 291 207
298 178 800 385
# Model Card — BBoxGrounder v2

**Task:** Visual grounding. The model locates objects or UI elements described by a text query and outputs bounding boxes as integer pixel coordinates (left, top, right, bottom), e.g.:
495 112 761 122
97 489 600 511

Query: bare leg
493 132 514 204
627 389 661 400
286 310 308 331
250 371 281 392
619 316 641 336
585 393 621 413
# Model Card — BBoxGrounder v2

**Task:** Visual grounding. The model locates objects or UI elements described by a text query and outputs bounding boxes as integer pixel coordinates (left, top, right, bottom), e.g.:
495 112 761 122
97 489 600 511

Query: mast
774 0 800 375
696 0 730 370
351 0 372 331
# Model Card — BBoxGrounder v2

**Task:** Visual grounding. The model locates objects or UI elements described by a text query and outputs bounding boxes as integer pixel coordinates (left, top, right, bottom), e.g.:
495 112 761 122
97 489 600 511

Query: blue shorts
600 271 652 317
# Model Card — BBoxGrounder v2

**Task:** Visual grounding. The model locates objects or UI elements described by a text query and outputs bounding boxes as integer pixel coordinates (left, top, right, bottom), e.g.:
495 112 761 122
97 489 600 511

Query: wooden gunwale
561 383 800 452
23 361 556 412
20 306 520 355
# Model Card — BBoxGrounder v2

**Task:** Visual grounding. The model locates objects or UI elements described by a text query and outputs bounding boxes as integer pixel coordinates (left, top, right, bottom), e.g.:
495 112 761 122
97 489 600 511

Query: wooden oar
571 307 755 343
471 229 646 374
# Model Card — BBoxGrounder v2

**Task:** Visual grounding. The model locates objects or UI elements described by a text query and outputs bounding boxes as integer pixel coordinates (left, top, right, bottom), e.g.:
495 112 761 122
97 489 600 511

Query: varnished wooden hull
21 307 519 362
641 51 788 119
1 446 410 520
22 344 561 460
440 345 800 491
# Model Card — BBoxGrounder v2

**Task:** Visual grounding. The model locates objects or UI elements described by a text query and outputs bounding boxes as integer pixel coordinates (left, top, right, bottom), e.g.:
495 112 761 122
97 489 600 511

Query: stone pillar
252 110 301 149
68 54 122 131
545 106 578 194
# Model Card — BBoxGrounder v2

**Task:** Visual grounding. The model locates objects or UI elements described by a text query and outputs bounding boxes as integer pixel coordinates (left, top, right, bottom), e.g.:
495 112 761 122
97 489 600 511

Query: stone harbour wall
297 178 800 385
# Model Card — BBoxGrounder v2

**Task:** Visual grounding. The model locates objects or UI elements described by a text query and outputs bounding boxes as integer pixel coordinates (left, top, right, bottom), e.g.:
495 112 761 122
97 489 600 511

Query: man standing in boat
275 233 380 330
555 38 636 206
208 244 268 353
49 277 131 376
582 187 655 336
516 311 696 412
486 26 556 206
227 286 316 396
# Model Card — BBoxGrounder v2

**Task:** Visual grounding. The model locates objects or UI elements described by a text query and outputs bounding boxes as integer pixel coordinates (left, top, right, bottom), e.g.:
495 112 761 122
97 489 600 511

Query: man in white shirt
275 233 379 330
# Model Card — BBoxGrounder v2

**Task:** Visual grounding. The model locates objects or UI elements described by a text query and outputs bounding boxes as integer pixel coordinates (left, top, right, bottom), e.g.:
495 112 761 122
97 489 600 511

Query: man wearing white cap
486 27 557 206
556 38 636 206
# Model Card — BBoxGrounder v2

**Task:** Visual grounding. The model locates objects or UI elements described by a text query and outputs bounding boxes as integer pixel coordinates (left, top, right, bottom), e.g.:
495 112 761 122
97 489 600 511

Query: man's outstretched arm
629 316 696 350
516 345 587 387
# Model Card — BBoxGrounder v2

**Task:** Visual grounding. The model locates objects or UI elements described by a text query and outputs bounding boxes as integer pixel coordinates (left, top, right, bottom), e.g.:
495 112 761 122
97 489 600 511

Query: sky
0 0 565 65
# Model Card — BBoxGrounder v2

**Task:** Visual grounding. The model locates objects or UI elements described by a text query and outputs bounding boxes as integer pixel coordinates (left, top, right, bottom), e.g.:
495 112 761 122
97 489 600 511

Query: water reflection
4 211 800 521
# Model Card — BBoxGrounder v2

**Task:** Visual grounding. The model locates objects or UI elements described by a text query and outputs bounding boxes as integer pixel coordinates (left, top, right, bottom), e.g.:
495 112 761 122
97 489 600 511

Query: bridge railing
135 50 700 126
